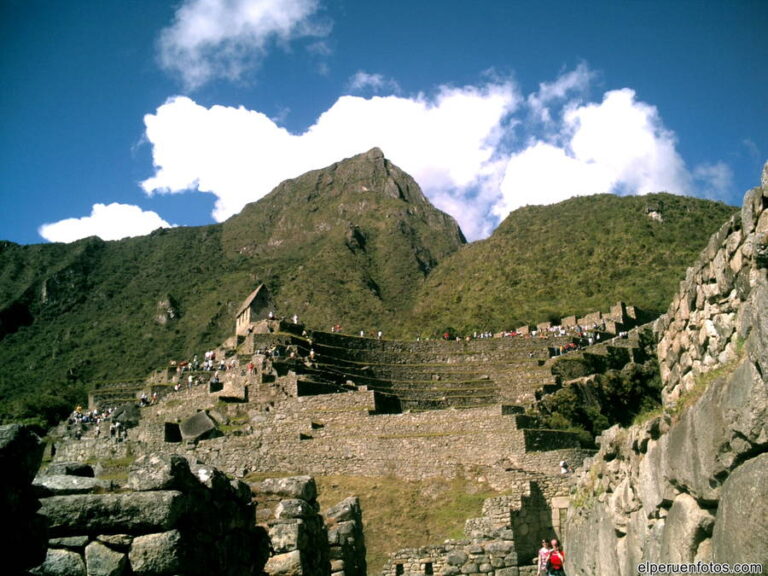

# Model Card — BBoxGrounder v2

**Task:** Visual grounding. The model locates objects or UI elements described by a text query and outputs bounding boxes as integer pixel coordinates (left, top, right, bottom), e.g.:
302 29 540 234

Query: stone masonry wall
564 164 768 575
31 453 263 576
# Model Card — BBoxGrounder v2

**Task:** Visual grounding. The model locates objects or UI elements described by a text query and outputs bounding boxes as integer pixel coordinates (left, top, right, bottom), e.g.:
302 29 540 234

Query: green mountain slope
0 149 465 425
408 193 736 335
0 149 737 426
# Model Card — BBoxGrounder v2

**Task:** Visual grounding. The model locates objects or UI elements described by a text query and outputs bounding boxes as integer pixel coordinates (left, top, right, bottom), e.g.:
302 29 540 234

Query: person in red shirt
546 539 565 575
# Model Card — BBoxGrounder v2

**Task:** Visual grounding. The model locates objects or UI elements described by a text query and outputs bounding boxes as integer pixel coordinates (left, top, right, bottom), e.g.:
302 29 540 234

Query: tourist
547 539 565 576
537 539 551 576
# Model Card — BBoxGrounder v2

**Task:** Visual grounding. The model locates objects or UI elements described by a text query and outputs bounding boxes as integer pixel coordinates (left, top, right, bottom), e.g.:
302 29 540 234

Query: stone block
126 453 195 492
49 536 90 549
713 453 768 567
179 411 217 442
259 476 317 502
40 491 184 536
276 499 315 519
85 540 128 576
270 520 306 552
265 550 303 576
659 493 714 562
30 548 86 576
33 474 113 496
325 496 360 522
128 530 182 575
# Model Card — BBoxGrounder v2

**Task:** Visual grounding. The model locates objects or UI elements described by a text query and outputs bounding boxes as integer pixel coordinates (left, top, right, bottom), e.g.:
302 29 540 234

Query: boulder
276 498 315 519
325 496 361 523
126 453 196 492
659 493 714 562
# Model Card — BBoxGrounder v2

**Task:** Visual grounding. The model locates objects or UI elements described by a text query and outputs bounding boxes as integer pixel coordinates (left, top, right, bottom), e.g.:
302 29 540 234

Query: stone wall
563 164 768 575
31 453 264 576
26 447 368 576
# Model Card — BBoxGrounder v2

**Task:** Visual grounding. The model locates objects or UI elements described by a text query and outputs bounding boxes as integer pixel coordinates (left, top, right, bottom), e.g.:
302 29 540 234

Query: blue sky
2 0 766 244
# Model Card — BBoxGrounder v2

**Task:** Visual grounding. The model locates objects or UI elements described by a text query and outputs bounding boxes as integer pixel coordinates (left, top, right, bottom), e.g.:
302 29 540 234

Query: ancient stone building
235 284 275 336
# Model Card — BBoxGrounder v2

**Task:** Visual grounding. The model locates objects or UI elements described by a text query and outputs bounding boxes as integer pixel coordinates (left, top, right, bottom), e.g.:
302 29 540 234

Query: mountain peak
364 147 385 161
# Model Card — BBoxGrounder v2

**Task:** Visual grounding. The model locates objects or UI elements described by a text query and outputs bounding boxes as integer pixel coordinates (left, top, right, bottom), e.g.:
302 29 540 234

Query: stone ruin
34 243 663 576
36 292 658 575
1 429 368 576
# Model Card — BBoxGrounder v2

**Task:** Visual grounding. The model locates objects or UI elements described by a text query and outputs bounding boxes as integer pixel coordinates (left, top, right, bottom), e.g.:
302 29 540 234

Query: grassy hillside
0 150 737 427
408 193 736 336
0 149 465 426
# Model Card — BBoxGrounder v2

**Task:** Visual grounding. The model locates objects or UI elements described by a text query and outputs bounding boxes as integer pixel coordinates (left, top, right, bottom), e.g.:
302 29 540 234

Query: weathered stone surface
712 453 768 566
276 498 315 519
270 520 306 552
96 534 133 549
84 540 127 576
565 165 768 576
659 493 714 562
259 476 317 502
179 411 218 442
30 548 86 576
128 530 182 576
49 536 90 549
325 496 360 523
126 453 195 492
265 550 303 576
39 491 184 536
33 474 113 496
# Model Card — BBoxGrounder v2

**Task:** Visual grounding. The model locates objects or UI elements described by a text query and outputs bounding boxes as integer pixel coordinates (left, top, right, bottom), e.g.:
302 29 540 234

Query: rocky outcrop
564 165 768 575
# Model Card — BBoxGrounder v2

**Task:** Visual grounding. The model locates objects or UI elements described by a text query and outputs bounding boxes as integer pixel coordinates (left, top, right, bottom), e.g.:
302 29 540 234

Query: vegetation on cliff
409 193 735 335
536 329 663 446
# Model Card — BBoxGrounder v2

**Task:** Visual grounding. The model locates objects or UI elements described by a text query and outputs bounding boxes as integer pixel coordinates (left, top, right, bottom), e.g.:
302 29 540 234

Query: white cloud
527 62 593 124
139 66 735 241
141 82 521 240
158 0 330 89
494 88 693 218
348 71 401 94
38 203 173 243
